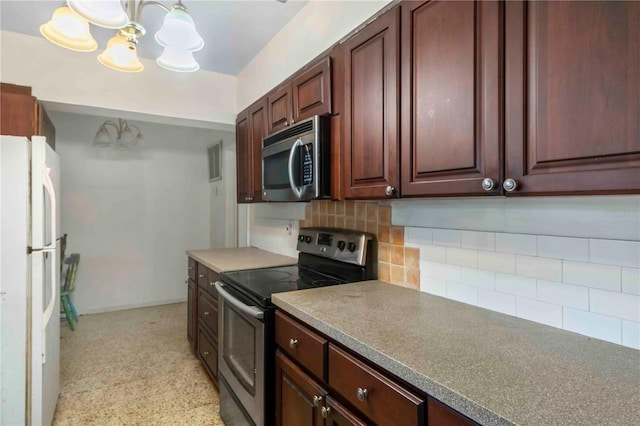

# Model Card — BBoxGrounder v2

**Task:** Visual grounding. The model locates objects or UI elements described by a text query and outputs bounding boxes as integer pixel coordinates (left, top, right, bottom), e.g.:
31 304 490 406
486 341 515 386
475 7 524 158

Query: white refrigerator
1 136 61 425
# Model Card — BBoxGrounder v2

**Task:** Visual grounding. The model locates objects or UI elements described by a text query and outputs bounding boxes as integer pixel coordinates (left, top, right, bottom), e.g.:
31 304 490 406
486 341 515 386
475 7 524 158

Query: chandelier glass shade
93 119 144 150
40 1 203 73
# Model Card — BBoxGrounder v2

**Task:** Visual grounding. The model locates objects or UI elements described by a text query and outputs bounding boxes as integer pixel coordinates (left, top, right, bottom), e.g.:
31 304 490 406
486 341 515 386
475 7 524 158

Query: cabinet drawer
197 263 209 288
188 257 196 281
198 325 218 383
204 268 220 300
198 288 218 339
328 344 425 425
275 311 327 381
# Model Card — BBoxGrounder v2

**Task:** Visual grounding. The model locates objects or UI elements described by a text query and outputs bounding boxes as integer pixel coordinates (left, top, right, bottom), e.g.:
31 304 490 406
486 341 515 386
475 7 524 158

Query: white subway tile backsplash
537 236 589 262
537 280 589 310
516 297 563 328
461 267 495 290
495 233 537 256
495 273 537 299
590 239 640 268
432 229 461 247
563 308 622 345
516 255 562 281
590 289 640 323
622 321 640 350
622 268 640 295
430 262 461 282
478 290 516 316
446 247 478 267
461 231 496 251
478 251 516 274
405 227 433 245
563 261 621 292
420 245 447 262
420 276 447 297
447 282 478 306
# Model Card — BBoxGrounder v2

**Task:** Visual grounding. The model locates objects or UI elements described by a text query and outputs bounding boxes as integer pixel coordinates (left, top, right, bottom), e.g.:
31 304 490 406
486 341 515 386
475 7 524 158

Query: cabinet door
249 99 267 202
427 397 476 426
187 278 197 353
293 57 332 122
236 109 252 203
0 83 35 138
275 350 326 426
323 396 368 426
342 6 400 199
37 103 56 149
505 0 640 195
401 0 501 196
268 82 293 134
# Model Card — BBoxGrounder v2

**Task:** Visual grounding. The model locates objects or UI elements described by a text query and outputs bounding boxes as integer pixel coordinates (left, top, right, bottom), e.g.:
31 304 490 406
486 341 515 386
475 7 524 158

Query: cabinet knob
321 406 331 418
198 274 205 278
385 186 395 196
290 119 295 125
312 395 323 407
204 311 209 316
283 121 289 127
289 338 298 349
188 267 194 270
209 281 215 286
481 178 495 191
203 351 209 356
357 387 368 401
503 178 518 192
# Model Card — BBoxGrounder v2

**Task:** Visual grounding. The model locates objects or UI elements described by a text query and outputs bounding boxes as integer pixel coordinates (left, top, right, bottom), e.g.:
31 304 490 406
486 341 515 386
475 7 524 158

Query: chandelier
92 118 145 149
40 0 203 73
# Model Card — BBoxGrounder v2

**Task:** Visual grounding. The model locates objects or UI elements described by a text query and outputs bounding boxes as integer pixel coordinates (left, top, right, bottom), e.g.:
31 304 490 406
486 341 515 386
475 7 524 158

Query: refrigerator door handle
41 166 57 363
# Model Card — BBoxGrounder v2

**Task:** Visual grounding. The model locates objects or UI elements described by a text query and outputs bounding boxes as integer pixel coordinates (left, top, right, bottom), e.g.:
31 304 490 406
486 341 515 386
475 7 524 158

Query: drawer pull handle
188 267 194 270
312 395 323 407
198 274 205 278
204 311 210 316
209 281 215 286
357 387 368 401
289 338 298 349
321 406 331 418
203 351 209 356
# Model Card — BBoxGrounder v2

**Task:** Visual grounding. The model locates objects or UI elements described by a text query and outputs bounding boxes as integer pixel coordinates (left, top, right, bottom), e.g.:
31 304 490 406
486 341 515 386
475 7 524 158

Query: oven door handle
215 281 264 320
287 138 304 199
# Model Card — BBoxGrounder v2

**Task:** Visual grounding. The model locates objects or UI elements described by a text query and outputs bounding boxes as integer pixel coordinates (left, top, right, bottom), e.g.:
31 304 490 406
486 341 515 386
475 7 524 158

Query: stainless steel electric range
214 227 376 426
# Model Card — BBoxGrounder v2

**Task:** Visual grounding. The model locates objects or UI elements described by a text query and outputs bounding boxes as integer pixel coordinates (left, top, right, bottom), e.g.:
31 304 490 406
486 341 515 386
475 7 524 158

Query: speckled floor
53 303 223 425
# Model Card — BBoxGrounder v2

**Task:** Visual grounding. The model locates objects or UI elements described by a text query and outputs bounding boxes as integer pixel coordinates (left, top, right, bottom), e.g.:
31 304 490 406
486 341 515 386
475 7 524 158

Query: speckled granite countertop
186 247 296 273
273 281 640 426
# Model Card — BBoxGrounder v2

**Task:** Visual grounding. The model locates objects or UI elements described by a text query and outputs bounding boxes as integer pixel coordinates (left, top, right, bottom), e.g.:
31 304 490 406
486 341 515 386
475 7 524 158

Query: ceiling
0 0 308 75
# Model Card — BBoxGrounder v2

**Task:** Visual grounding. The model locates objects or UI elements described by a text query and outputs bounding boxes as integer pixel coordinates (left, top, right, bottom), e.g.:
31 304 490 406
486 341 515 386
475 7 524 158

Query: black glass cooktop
220 265 347 308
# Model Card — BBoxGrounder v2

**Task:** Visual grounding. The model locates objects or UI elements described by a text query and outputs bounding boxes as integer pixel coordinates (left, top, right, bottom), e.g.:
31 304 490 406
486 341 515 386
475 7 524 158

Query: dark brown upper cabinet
400 0 502 197
1 83 56 149
504 0 640 195
236 99 267 203
342 6 400 199
267 58 332 135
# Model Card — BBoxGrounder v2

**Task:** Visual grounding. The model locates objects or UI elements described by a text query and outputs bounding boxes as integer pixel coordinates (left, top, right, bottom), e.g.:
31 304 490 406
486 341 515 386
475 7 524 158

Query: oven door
215 281 265 426
262 136 318 202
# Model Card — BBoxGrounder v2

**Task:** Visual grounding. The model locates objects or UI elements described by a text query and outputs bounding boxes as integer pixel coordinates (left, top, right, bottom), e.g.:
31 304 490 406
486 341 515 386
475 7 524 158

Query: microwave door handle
287 138 304 199
215 282 264 320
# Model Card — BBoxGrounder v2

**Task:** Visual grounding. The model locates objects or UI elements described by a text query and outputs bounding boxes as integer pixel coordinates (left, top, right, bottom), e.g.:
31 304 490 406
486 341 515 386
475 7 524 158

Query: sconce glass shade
154 7 204 52
157 47 199 72
67 0 129 29
39 6 97 52
98 34 144 73
92 126 114 147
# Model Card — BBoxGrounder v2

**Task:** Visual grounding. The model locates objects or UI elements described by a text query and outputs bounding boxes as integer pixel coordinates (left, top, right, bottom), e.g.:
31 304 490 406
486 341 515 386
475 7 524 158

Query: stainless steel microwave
261 115 330 202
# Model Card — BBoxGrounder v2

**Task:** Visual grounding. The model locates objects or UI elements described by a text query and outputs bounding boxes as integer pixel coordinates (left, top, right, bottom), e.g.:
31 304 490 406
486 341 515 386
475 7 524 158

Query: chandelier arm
102 121 122 138
127 124 143 136
137 0 170 21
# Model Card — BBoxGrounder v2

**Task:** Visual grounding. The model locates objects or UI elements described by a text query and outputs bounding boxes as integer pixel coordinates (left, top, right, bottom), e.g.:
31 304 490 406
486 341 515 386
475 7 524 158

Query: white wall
51 111 234 314
209 139 238 248
1 31 237 126
236 0 392 111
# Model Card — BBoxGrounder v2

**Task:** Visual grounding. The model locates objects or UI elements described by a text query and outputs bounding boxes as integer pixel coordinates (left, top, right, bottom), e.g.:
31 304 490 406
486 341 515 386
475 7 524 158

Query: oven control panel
297 227 374 266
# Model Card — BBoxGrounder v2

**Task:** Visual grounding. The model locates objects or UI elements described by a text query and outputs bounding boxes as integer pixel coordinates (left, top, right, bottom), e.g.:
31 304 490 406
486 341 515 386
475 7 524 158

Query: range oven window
223 304 257 395
263 143 313 190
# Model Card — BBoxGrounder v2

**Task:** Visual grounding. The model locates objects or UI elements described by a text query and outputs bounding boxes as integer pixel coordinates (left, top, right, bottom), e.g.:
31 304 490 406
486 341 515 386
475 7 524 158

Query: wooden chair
60 254 80 331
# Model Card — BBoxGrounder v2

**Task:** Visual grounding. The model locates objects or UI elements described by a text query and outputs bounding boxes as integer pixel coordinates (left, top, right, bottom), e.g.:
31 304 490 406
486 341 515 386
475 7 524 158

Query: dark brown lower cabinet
197 326 218 383
187 278 197 354
275 311 476 426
